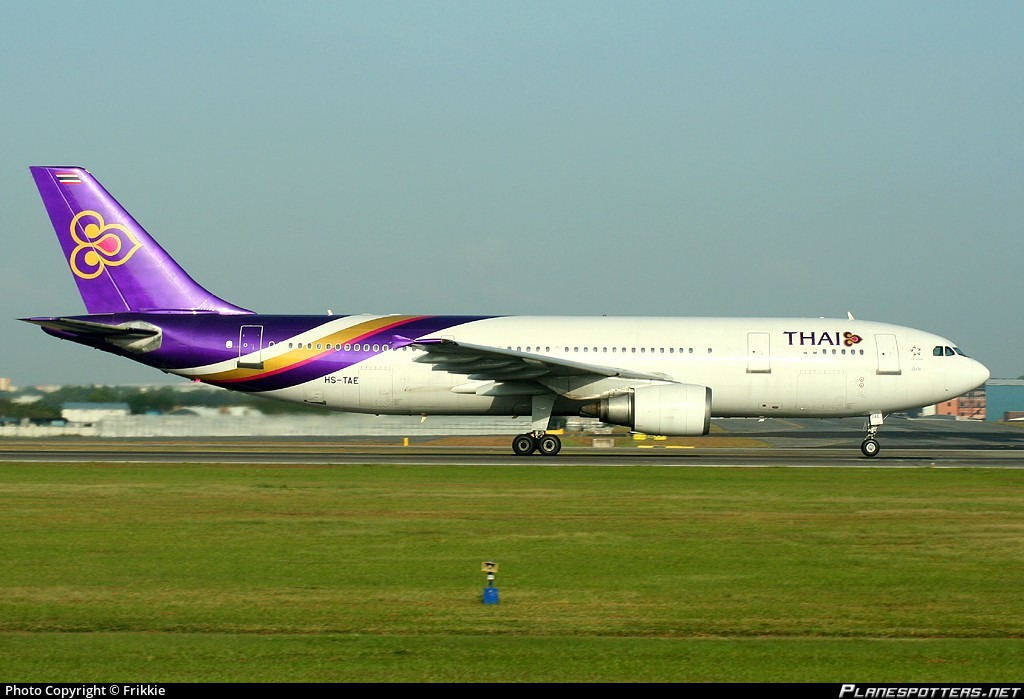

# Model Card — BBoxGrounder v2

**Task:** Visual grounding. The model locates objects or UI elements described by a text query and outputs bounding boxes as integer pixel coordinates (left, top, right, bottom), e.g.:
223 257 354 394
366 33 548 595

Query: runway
2 417 1022 468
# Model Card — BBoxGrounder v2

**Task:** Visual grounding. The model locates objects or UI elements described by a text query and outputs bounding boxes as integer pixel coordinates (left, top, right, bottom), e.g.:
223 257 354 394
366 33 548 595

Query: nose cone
971 359 991 391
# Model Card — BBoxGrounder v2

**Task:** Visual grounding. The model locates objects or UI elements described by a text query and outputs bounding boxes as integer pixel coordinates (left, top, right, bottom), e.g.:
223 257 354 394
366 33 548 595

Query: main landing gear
512 431 562 456
861 412 884 458
511 393 562 456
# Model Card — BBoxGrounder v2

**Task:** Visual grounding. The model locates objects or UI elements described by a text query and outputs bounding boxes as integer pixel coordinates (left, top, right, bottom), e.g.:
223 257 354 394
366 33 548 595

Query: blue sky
2 1 1022 385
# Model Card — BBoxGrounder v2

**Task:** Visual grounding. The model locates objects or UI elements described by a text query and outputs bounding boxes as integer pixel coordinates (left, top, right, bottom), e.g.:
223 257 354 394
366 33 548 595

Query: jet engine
581 383 712 436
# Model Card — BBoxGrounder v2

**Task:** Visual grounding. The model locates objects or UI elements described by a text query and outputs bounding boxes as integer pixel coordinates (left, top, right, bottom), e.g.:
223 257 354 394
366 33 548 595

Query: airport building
935 388 986 420
984 379 1024 422
61 402 131 424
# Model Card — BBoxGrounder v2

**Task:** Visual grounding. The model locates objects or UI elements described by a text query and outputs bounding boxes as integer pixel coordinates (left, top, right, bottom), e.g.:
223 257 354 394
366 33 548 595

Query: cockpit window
953 347 967 357
933 346 944 357
945 346 955 357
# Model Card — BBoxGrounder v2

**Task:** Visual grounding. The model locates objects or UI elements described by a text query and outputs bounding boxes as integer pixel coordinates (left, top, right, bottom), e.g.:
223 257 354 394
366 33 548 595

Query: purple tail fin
30 166 252 315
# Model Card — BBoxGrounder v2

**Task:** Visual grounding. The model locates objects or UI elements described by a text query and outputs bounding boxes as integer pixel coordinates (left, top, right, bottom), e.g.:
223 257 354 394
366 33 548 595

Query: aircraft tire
537 434 562 456
512 434 537 456
861 439 880 458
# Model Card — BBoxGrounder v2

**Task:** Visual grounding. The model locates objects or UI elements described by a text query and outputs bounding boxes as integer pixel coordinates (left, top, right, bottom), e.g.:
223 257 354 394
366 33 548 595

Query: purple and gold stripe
198 315 427 388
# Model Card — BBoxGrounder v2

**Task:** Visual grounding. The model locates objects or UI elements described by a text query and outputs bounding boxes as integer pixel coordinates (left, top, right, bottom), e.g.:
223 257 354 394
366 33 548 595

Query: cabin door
747 332 771 373
237 325 264 369
875 334 901 375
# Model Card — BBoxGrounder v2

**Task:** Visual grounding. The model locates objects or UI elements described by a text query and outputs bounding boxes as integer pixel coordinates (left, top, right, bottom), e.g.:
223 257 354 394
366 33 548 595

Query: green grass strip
1 463 1021 681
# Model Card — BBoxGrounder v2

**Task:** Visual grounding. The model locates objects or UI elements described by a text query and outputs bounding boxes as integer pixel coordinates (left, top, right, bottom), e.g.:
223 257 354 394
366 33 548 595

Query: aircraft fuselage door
875 334 901 375
238 325 264 369
360 365 394 410
747 332 771 373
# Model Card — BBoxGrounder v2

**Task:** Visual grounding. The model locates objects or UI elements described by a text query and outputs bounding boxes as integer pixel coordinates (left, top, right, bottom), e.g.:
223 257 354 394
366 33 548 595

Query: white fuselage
190 316 988 420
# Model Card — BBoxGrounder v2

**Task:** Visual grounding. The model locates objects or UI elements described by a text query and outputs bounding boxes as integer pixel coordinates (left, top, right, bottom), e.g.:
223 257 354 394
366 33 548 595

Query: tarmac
1 416 1021 468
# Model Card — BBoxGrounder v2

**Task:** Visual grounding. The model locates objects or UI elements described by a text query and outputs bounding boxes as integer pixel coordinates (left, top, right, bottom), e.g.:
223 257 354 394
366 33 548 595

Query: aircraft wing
411 338 672 383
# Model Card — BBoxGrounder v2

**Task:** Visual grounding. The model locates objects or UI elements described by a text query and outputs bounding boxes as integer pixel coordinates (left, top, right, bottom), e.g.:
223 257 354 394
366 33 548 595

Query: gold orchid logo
68 210 143 279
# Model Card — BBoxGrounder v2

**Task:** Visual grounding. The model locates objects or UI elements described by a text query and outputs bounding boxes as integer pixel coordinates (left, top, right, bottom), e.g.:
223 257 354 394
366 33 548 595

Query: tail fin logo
68 210 143 280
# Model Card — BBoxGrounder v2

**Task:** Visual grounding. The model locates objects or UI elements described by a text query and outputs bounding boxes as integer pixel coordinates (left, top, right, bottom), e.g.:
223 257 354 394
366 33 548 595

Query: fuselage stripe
199 315 429 385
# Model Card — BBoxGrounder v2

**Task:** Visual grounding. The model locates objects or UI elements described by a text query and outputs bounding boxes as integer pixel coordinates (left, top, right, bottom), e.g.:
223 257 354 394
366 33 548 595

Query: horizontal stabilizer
22 316 158 337
22 317 162 353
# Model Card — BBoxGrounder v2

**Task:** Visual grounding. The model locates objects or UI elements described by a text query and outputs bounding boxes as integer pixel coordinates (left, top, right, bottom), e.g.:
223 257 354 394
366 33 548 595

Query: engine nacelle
581 383 712 436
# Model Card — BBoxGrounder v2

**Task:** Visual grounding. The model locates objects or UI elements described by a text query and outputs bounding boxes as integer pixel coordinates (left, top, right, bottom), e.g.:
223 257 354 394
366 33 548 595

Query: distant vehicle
23 166 989 457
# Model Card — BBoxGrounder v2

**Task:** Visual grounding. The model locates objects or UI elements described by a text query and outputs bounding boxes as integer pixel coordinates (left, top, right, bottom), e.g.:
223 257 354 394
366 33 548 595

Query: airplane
22 166 990 457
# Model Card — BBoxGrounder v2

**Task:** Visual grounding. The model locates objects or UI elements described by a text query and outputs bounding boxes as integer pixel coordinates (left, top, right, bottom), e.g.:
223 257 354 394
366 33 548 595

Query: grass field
0 461 1021 682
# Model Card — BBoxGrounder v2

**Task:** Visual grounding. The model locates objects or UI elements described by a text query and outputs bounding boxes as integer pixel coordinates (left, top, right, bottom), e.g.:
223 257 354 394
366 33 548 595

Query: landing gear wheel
861 439 880 458
537 434 562 456
512 434 537 456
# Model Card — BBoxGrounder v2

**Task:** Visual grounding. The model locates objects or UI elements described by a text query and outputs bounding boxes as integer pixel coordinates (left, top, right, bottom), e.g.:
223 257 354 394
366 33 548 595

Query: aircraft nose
972 359 990 390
